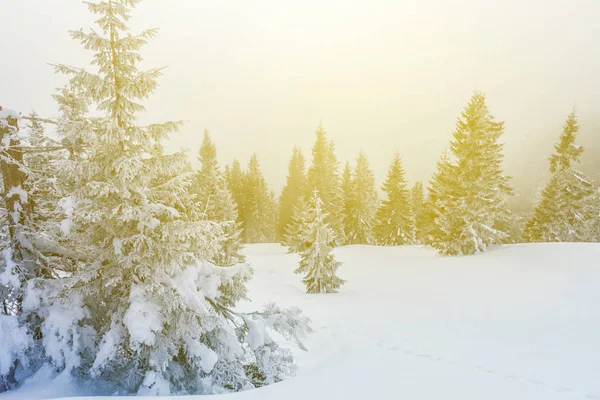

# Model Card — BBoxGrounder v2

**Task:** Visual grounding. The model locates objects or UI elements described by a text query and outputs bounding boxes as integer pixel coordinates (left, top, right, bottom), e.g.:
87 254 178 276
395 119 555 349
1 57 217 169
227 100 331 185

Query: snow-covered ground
3 243 600 400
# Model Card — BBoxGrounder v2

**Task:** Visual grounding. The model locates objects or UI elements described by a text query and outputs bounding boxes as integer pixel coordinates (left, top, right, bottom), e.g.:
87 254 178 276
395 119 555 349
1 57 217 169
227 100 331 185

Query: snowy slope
2 243 600 400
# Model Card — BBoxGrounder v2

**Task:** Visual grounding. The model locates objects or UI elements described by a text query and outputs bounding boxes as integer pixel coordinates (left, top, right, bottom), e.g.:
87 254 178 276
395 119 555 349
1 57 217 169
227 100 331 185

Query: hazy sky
2 0 599 203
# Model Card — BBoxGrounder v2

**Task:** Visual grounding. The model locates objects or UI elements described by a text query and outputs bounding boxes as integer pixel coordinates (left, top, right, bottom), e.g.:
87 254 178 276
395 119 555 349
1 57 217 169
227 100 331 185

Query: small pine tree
243 154 276 243
192 130 244 266
277 146 307 242
410 181 425 243
283 196 309 253
306 124 345 245
375 153 414 245
294 191 345 293
523 112 595 242
346 152 379 244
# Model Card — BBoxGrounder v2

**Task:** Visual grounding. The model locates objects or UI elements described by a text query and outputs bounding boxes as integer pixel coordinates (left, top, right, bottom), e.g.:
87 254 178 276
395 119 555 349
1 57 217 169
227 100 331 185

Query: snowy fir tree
306 124 345 245
294 191 345 294
192 130 244 266
345 152 379 244
277 146 307 243
428 93 513 255
410 181 425 243
374 153 414 245
242 154 276 243
0 1 310 395
283 196 309 253
523 112 596 242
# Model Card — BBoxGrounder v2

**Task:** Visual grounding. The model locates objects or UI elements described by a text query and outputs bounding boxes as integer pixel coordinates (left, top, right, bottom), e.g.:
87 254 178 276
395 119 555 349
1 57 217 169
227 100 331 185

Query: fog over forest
2 0 599 213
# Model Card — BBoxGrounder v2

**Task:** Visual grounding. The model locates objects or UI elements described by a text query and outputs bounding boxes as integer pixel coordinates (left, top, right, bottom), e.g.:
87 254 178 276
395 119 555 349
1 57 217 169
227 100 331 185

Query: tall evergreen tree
306 124 345 245
192 130 244 266
277 146 307 242
429 92 513 255
410 181 425 242
346 152 378 244
374 153 414 245
523 112 595 242
3 2 309 394
294 190 345 293
243 154 276 243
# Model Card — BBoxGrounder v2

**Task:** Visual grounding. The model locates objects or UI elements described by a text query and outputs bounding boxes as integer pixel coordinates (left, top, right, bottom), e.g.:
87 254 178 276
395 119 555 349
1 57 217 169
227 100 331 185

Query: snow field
2 243 600 400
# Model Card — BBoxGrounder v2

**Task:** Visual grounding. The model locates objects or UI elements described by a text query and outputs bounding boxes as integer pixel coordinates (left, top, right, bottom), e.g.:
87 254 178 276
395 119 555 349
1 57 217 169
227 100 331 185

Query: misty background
2 0 599 212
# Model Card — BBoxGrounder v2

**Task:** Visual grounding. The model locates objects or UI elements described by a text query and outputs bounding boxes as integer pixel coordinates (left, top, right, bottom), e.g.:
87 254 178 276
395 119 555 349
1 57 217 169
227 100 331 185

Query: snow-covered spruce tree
242 154 276 243
17 1 310 395
430 92 513 255
523 111 595 242
306 124 345 245
192 130 244 266
345 152 378 244
277 146 307 243
410 181 425 243
283 196 309 253
294 191 345 294
374 153 414 245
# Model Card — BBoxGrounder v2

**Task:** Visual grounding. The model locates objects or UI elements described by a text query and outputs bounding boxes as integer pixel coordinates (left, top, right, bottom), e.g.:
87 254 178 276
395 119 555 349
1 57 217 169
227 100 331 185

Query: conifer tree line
274 93 599 254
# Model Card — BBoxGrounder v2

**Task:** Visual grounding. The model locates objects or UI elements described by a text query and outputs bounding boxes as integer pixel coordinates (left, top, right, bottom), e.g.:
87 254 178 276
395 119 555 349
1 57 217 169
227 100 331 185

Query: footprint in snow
476 366 495 374
527 379 547 386
554 386 573 393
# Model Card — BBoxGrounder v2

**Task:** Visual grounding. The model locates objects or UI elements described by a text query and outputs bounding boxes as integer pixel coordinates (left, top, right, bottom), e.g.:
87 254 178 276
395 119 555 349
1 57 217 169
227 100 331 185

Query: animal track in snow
385 341 588 398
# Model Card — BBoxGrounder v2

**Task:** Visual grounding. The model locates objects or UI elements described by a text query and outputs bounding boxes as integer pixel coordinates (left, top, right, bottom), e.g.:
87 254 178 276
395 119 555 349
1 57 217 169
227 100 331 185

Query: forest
1 0 599 398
